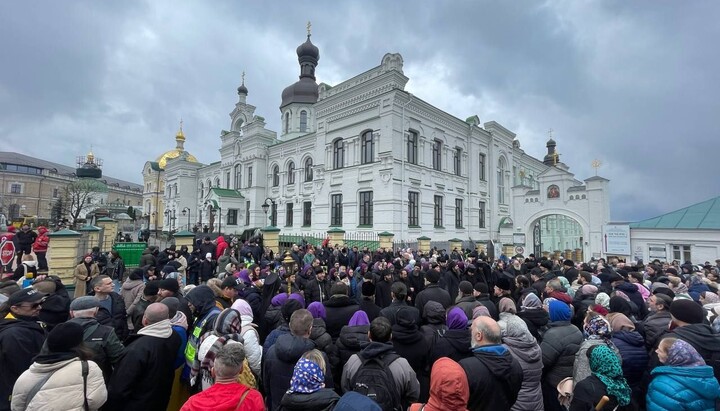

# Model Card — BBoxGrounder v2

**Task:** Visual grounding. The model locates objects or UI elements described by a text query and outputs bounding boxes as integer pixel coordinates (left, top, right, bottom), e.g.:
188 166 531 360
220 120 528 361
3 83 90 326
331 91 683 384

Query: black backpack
351 352 401 411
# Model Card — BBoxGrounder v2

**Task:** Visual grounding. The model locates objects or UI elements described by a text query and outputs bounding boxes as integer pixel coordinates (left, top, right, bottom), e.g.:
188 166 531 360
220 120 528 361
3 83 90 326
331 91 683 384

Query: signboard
515 246 525 256
602 224 631 255
512 233 526 246
0 239 15 266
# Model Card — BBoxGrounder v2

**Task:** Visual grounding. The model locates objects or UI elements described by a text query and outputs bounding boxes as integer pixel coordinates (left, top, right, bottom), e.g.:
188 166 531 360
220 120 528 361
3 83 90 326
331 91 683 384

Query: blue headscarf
548 299 571 322
289 357 325 393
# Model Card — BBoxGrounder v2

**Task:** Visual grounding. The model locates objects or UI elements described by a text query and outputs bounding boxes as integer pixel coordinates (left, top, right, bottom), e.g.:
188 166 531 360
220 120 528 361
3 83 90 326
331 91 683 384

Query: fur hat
496 277 512 291
670 299 704 325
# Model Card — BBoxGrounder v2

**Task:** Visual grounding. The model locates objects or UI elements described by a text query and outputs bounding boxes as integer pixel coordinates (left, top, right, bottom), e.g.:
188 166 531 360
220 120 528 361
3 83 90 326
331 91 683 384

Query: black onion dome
296 35 319 61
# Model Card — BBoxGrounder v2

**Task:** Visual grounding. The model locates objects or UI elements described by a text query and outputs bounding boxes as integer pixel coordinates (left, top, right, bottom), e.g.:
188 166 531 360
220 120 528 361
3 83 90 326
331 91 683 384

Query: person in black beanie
359 281 381 322
130 281 160 332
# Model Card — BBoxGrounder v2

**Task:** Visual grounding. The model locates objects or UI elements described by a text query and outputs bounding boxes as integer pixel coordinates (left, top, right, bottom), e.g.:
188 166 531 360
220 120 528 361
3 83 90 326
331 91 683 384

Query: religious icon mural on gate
547 185 560 199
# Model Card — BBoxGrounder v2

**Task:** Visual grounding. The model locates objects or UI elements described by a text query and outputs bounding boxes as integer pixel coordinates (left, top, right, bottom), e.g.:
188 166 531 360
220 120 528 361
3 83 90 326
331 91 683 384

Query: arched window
497 157 507 205
299 111 308 132
199 182 204 198
287 161 296 185
333 138 344 169
272 165 279 187
361 131 374 164
284 112 291 133
234 164 241 189
304 158 313 182
214 177 220 188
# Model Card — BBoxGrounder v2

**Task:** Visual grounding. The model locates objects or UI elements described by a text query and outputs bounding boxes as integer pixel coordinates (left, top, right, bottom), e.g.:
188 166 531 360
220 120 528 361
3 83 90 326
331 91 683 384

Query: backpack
351 352 401 411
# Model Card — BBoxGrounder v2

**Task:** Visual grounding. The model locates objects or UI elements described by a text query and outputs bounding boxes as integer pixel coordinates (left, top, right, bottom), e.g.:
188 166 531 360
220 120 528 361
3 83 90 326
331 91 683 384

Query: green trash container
113 242 147 268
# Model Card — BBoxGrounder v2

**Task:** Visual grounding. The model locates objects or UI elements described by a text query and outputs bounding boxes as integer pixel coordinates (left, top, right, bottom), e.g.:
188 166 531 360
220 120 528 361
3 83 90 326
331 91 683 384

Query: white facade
153 35 610 256
629 229 720 264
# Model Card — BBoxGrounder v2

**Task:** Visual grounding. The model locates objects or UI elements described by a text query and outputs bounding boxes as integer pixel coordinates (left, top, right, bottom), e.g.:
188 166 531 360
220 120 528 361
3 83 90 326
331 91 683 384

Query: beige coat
73 262 100 299
11 358 107 411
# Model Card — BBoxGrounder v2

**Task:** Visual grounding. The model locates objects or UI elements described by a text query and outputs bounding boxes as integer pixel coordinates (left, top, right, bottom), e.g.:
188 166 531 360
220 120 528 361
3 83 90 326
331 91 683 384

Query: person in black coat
420 301 448 347
415 269 451 319
105 303 181 411
198 252 216 284
357 281 382 322
33 276 70 330
279 349 340 411
561 259 578 284
374 271 394 309
430 307 471 364
304 270 333 304
391 306 430 402
379 282 420 326
91 275 129 341
322 283 359 341
335 311 371 367
473 282 499 321
0 288 47 411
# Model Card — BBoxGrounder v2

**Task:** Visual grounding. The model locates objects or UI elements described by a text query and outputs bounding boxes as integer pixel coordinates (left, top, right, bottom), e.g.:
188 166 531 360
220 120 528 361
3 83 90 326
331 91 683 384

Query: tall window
361 131 374 164
214 177 220 188
672 245 691 262
234 164 241 189
408 191 419 226
245 201 251 226
304 158 313 182
287 161 295 185
434 195 443 227
227 209 238 225
331 194 343 226
247 166 253 187
10 183 21 194
285 203 293 226
432 140 442 171
407 131 418 165
272 165 279 187
52 188 59 198
498 157 506 204
284 112 290 133
200 182 204 198
225 172 230 188
455 198 463 228
479 153 486 181
453 147 462 176
303 201 312 226
479 201 486 228
333 139 344 169
300 110 308 132
359 191 373 226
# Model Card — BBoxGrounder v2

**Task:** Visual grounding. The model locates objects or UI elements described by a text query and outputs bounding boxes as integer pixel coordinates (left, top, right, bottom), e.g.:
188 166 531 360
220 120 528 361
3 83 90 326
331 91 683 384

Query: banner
602 224 631 255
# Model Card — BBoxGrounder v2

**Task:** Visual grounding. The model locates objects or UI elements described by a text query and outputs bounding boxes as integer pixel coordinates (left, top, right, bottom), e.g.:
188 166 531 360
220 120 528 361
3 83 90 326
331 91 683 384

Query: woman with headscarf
11 322 107 411
573 313 619 384
335 310 370 367
570 344 632 411
647 338 720 410
279 349 340 411
429 307 471 363
306 301 339 378
517 293 549 342
499 309 544 411
231 299 263 378
595 292 610 310
409 357 469 411
261 293 288 342
608 312 647 403
540 299 583 411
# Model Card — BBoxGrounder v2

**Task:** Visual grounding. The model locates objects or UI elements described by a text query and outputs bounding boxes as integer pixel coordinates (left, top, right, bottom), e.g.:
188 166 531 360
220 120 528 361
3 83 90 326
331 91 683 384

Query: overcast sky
1 1 718 222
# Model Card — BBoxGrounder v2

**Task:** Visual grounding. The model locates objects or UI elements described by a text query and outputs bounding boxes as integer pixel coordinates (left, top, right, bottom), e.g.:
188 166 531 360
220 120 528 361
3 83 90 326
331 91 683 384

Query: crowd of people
2 232 720 411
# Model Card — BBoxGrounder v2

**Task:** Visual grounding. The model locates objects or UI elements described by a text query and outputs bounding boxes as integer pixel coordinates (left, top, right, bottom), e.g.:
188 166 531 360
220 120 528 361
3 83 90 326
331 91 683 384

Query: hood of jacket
391 324 424 345
360 341 395 359
28 357 78 373
186 285 219 318
444 328 472 353
338 325 370 350
504 336 542 363
310 318 328 340
323 295 358 308
0 315 44 334
612 330 645 347
471 345 517 379
137 319 173 338
426 357 470 411
275 333 316 363
651 365 719 400
279 389 339 411
424 301 446 325
672 323 720 352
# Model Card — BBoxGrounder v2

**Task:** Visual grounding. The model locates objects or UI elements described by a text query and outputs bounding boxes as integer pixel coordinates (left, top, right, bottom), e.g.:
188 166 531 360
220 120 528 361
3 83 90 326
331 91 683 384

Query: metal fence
278 232 326 254
343 231 380 251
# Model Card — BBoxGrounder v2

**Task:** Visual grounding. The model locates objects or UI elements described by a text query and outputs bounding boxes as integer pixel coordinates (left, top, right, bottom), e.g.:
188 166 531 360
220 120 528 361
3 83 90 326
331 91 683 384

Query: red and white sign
0 239 15 266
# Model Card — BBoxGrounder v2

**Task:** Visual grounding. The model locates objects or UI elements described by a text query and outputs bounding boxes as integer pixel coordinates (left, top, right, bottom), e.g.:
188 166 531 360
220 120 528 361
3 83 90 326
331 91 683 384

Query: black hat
143 281 160 296
361 281 376 297
563 259 574 267
47 322 84 352
8 288 45 306
653 287 676 299
665 268 679 276
496 277 512 291
459 281 473 295
540 260 554 271
607 272 624 283
158 278 179 294
264 271 279 286
670 299 705 325
221 277 244 290
281 299 302 323
426 270 440 284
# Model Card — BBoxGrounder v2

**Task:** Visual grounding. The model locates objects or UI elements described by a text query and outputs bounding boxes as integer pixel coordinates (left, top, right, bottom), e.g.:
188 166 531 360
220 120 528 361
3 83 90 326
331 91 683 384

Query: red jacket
180 383 264 411
32 227 50 253
215 236 228 260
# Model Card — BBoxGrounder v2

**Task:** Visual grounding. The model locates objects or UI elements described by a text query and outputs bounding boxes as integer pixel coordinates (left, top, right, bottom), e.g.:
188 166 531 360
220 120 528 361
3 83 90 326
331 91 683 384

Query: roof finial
176 118 186 143
548 128 553 139
307 21 312 37
241 71 245 86
180 118 183 132
591 159 602 176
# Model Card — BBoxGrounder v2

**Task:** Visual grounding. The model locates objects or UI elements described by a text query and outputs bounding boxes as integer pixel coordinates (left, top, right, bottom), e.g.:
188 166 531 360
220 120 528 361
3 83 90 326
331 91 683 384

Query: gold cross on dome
307 21 312 36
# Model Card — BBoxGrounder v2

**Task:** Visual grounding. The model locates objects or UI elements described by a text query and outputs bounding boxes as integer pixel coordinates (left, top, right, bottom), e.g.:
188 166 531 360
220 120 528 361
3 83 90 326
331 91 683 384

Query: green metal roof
630 195 720 229
210 188 244 198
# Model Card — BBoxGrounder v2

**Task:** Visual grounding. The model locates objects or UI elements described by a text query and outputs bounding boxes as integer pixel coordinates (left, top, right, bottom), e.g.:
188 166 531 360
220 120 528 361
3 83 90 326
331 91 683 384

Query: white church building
144 32 611 259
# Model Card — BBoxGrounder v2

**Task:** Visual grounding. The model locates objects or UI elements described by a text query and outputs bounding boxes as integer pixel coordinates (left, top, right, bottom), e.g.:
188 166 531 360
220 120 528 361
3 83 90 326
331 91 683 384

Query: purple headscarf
447 307 468 330
307 302 326 320
348 310 370 326
236 269 251 284
271 293 289 307
666 339 706 367
288 292 305 308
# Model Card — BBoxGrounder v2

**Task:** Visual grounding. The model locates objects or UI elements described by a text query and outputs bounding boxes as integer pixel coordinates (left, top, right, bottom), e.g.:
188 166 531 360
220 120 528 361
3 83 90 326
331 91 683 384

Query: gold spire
86 145 95 163
176 118 185 142
307 21 312 37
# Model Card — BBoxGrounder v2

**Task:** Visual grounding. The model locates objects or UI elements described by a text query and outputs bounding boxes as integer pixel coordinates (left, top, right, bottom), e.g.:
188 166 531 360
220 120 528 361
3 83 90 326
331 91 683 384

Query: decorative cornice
326 100 381 123
317 83 395 117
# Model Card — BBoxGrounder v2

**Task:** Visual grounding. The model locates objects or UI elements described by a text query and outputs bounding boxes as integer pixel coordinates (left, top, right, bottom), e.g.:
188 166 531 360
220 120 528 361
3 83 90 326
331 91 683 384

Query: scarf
590 345 631 406
271 293 288 307
307 302 326 320
703 291 720 305
547 300 571 322
289 357 325 393
349 310 369 326
498 297 517 314
584 315 611 340
521 293 542 310
608 313 635 332
190 308 243 385
666 339 706 367
137 319 172 338
595 293 610 309
446 307 468 330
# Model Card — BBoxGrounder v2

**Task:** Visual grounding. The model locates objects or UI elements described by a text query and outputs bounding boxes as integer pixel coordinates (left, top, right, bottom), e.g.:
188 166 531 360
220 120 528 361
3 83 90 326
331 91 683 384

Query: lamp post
204 202 222 234
182 207 191 230
152 211 158 237
261 197 276 227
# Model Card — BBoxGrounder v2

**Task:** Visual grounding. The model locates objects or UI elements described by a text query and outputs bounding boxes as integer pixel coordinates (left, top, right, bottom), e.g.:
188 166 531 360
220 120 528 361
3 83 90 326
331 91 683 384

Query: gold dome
156 150 198 169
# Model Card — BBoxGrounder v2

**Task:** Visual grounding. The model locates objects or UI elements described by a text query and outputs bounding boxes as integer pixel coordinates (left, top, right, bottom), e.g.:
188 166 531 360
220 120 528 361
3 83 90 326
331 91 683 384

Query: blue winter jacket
611 330 648 385
647 365 720 411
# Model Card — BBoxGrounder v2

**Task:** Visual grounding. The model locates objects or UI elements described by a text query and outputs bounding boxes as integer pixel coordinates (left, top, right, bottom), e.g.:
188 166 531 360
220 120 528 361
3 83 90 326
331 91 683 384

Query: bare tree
63 179 106 227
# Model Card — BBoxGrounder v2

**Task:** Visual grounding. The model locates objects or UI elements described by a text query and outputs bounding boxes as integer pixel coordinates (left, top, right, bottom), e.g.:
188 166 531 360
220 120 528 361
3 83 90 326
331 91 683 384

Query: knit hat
496 277 512 291
670 299 705 324
540 260 554 271
281 299 303 323
158 278 179 293
459 281 473 296
143 281 160 296
160 297 180 318
361 281 376 297
563 259 574 267
581 284 598 295
47 322 84 352
70 296 100 311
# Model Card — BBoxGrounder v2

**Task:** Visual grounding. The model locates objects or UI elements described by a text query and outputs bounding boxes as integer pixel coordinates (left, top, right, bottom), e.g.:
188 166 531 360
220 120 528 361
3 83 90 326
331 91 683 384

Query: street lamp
204 202 222 234
261 198 276 227
182 207 191 230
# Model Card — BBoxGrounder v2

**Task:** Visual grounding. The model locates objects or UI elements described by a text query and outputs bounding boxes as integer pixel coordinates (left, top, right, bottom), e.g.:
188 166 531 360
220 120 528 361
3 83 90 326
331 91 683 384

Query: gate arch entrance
526 210 589 261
